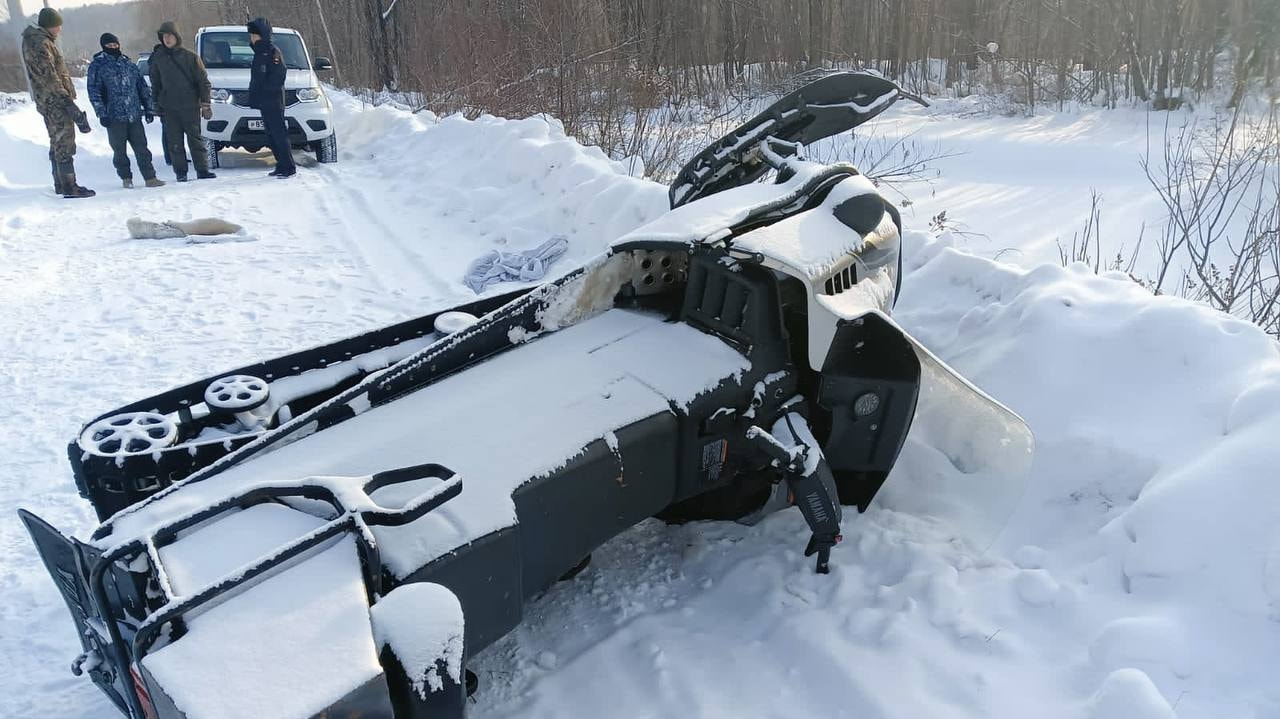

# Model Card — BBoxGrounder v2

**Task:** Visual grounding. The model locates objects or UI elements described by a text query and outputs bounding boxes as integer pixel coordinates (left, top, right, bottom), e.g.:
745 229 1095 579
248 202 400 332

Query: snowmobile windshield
200 32 309 70
873 336 1035 552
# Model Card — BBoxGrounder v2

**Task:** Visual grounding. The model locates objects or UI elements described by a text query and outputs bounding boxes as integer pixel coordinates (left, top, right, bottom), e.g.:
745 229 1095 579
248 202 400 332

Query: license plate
247 119 264 130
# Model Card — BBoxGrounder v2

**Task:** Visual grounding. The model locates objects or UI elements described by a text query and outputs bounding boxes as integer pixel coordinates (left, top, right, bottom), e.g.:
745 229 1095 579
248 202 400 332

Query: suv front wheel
312 133 338 164
206 140 221 170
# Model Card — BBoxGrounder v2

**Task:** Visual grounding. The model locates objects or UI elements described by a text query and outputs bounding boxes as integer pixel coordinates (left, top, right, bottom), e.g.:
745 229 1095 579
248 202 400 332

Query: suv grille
230 89 300 107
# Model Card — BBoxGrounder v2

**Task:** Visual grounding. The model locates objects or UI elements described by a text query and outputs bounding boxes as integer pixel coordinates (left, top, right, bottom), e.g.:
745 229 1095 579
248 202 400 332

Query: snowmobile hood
731 174 884 279
616 167 888 287
613 159 840 247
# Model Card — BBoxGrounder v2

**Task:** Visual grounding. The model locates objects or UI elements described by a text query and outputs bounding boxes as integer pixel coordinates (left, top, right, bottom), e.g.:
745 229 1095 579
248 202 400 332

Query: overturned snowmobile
21 72 1033 719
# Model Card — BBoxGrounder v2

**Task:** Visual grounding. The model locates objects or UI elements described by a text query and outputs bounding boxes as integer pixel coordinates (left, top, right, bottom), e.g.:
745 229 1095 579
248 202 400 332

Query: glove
145 113 155 124
200 104 212 120
99 116 109 128
74 110 92 134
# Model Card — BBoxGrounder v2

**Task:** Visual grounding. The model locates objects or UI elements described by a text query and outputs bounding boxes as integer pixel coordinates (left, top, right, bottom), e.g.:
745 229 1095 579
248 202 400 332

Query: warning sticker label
700 438 728 483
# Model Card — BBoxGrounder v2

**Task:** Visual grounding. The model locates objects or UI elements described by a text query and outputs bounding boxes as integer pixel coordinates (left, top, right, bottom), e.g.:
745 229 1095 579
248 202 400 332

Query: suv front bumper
204 99 333 149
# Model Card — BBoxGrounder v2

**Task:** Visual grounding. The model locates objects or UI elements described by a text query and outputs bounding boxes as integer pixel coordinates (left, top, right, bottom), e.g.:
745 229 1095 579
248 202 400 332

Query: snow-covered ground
1 84 1277 719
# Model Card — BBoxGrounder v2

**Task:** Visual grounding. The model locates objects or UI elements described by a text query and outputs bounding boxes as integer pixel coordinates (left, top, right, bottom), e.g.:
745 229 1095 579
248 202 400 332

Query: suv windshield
199 32 308 70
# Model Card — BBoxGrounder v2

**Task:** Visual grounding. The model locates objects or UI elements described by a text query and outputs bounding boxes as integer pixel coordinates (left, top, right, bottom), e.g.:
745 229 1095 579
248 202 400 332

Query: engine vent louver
822 265 858 295
681 257 760 353
691 263 751 330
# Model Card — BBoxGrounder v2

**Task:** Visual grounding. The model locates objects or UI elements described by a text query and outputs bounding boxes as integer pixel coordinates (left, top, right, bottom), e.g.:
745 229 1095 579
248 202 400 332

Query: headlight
210 88 231 103
296 87 322 102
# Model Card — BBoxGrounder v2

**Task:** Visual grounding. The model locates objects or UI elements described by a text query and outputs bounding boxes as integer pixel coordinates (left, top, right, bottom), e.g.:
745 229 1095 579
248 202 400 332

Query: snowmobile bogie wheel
204 375 270 412
434 311 479 336
79 411 178 458
558 554 592 582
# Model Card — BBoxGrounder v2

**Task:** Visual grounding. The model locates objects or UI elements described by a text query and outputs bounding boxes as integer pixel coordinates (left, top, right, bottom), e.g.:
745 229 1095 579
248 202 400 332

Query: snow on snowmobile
20 72 1034 719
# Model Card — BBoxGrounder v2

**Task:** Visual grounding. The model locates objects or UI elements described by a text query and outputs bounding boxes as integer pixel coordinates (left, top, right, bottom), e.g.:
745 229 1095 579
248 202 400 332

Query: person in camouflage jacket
87 33 163 188
20 8 95 198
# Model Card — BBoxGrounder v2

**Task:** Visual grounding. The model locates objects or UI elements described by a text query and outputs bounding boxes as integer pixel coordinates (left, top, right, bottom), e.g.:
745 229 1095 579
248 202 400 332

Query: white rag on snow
464 237 569 293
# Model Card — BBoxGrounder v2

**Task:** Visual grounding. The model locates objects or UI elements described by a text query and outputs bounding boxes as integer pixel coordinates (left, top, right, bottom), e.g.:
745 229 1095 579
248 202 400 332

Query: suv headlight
296 87 322 102
210 88 231 103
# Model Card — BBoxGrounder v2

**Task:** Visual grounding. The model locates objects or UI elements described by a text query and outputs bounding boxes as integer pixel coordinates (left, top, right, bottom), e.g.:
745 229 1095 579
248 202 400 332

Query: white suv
194 25 338 168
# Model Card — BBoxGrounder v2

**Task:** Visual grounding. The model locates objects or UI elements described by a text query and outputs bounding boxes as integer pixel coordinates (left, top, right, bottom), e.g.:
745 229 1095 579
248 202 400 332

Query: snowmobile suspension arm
745 415 843 574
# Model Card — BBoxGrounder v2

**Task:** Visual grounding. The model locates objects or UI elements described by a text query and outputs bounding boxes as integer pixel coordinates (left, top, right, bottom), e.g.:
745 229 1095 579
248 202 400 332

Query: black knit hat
38 8 62 28
99 33 119 49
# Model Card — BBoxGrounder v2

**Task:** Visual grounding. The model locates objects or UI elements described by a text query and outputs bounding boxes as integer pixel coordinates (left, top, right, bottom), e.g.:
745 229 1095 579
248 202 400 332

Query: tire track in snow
312 164 461 305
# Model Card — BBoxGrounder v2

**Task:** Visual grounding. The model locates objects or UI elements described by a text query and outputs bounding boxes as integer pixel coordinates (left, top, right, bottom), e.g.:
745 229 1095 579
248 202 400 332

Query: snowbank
326 92 669 278
467 231 1280 719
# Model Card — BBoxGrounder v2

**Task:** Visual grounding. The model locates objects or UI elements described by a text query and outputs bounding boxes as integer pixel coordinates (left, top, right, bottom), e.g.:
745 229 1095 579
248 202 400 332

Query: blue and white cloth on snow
464 237 569 293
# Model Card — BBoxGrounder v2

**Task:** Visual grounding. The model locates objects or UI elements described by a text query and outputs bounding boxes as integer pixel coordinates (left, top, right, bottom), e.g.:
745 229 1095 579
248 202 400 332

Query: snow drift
1 86 1277 719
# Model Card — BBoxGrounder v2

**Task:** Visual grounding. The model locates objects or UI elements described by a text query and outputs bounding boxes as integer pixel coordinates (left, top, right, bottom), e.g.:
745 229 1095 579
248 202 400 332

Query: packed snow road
2 87 1279 718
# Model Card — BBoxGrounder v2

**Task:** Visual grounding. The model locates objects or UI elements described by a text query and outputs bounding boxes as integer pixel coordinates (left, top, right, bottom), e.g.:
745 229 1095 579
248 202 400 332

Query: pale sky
15 0 132 16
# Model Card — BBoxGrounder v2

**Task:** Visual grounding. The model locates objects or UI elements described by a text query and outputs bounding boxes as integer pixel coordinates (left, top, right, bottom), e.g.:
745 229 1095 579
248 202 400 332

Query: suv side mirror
313 57 334 72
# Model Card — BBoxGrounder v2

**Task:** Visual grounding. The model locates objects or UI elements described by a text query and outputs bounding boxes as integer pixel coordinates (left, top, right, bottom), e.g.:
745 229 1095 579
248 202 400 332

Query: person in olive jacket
148 21 216 181
247 17 296 178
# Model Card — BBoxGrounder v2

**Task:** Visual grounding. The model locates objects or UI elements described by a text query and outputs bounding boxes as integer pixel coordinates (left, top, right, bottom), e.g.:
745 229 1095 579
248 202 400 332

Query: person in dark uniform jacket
247 17 296 178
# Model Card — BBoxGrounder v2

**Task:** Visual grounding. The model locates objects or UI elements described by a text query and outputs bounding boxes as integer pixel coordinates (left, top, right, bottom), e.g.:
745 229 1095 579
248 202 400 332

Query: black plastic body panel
513 414 679 594
818 314 921 509
397 525 522 657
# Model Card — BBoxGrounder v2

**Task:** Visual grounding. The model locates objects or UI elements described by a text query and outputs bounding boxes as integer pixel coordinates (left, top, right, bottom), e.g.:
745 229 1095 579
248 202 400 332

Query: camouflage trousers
38 101 77 165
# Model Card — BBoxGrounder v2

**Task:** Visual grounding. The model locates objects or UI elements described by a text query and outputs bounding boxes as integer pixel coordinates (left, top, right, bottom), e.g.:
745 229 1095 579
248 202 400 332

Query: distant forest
148 0 1279 112
5 1 1278 129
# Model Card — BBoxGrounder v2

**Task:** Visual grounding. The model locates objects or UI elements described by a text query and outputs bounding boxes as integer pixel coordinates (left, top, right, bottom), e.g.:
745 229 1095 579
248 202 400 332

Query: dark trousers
261 105 295 173
163 110 208 177
107 120 156 180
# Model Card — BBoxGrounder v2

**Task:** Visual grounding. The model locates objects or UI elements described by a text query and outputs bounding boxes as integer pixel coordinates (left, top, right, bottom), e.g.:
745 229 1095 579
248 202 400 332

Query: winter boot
62 180 96 199
196 171 217 180
59 164 95 199
176 175 189 183
145 177 165 188
122 178 134 189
